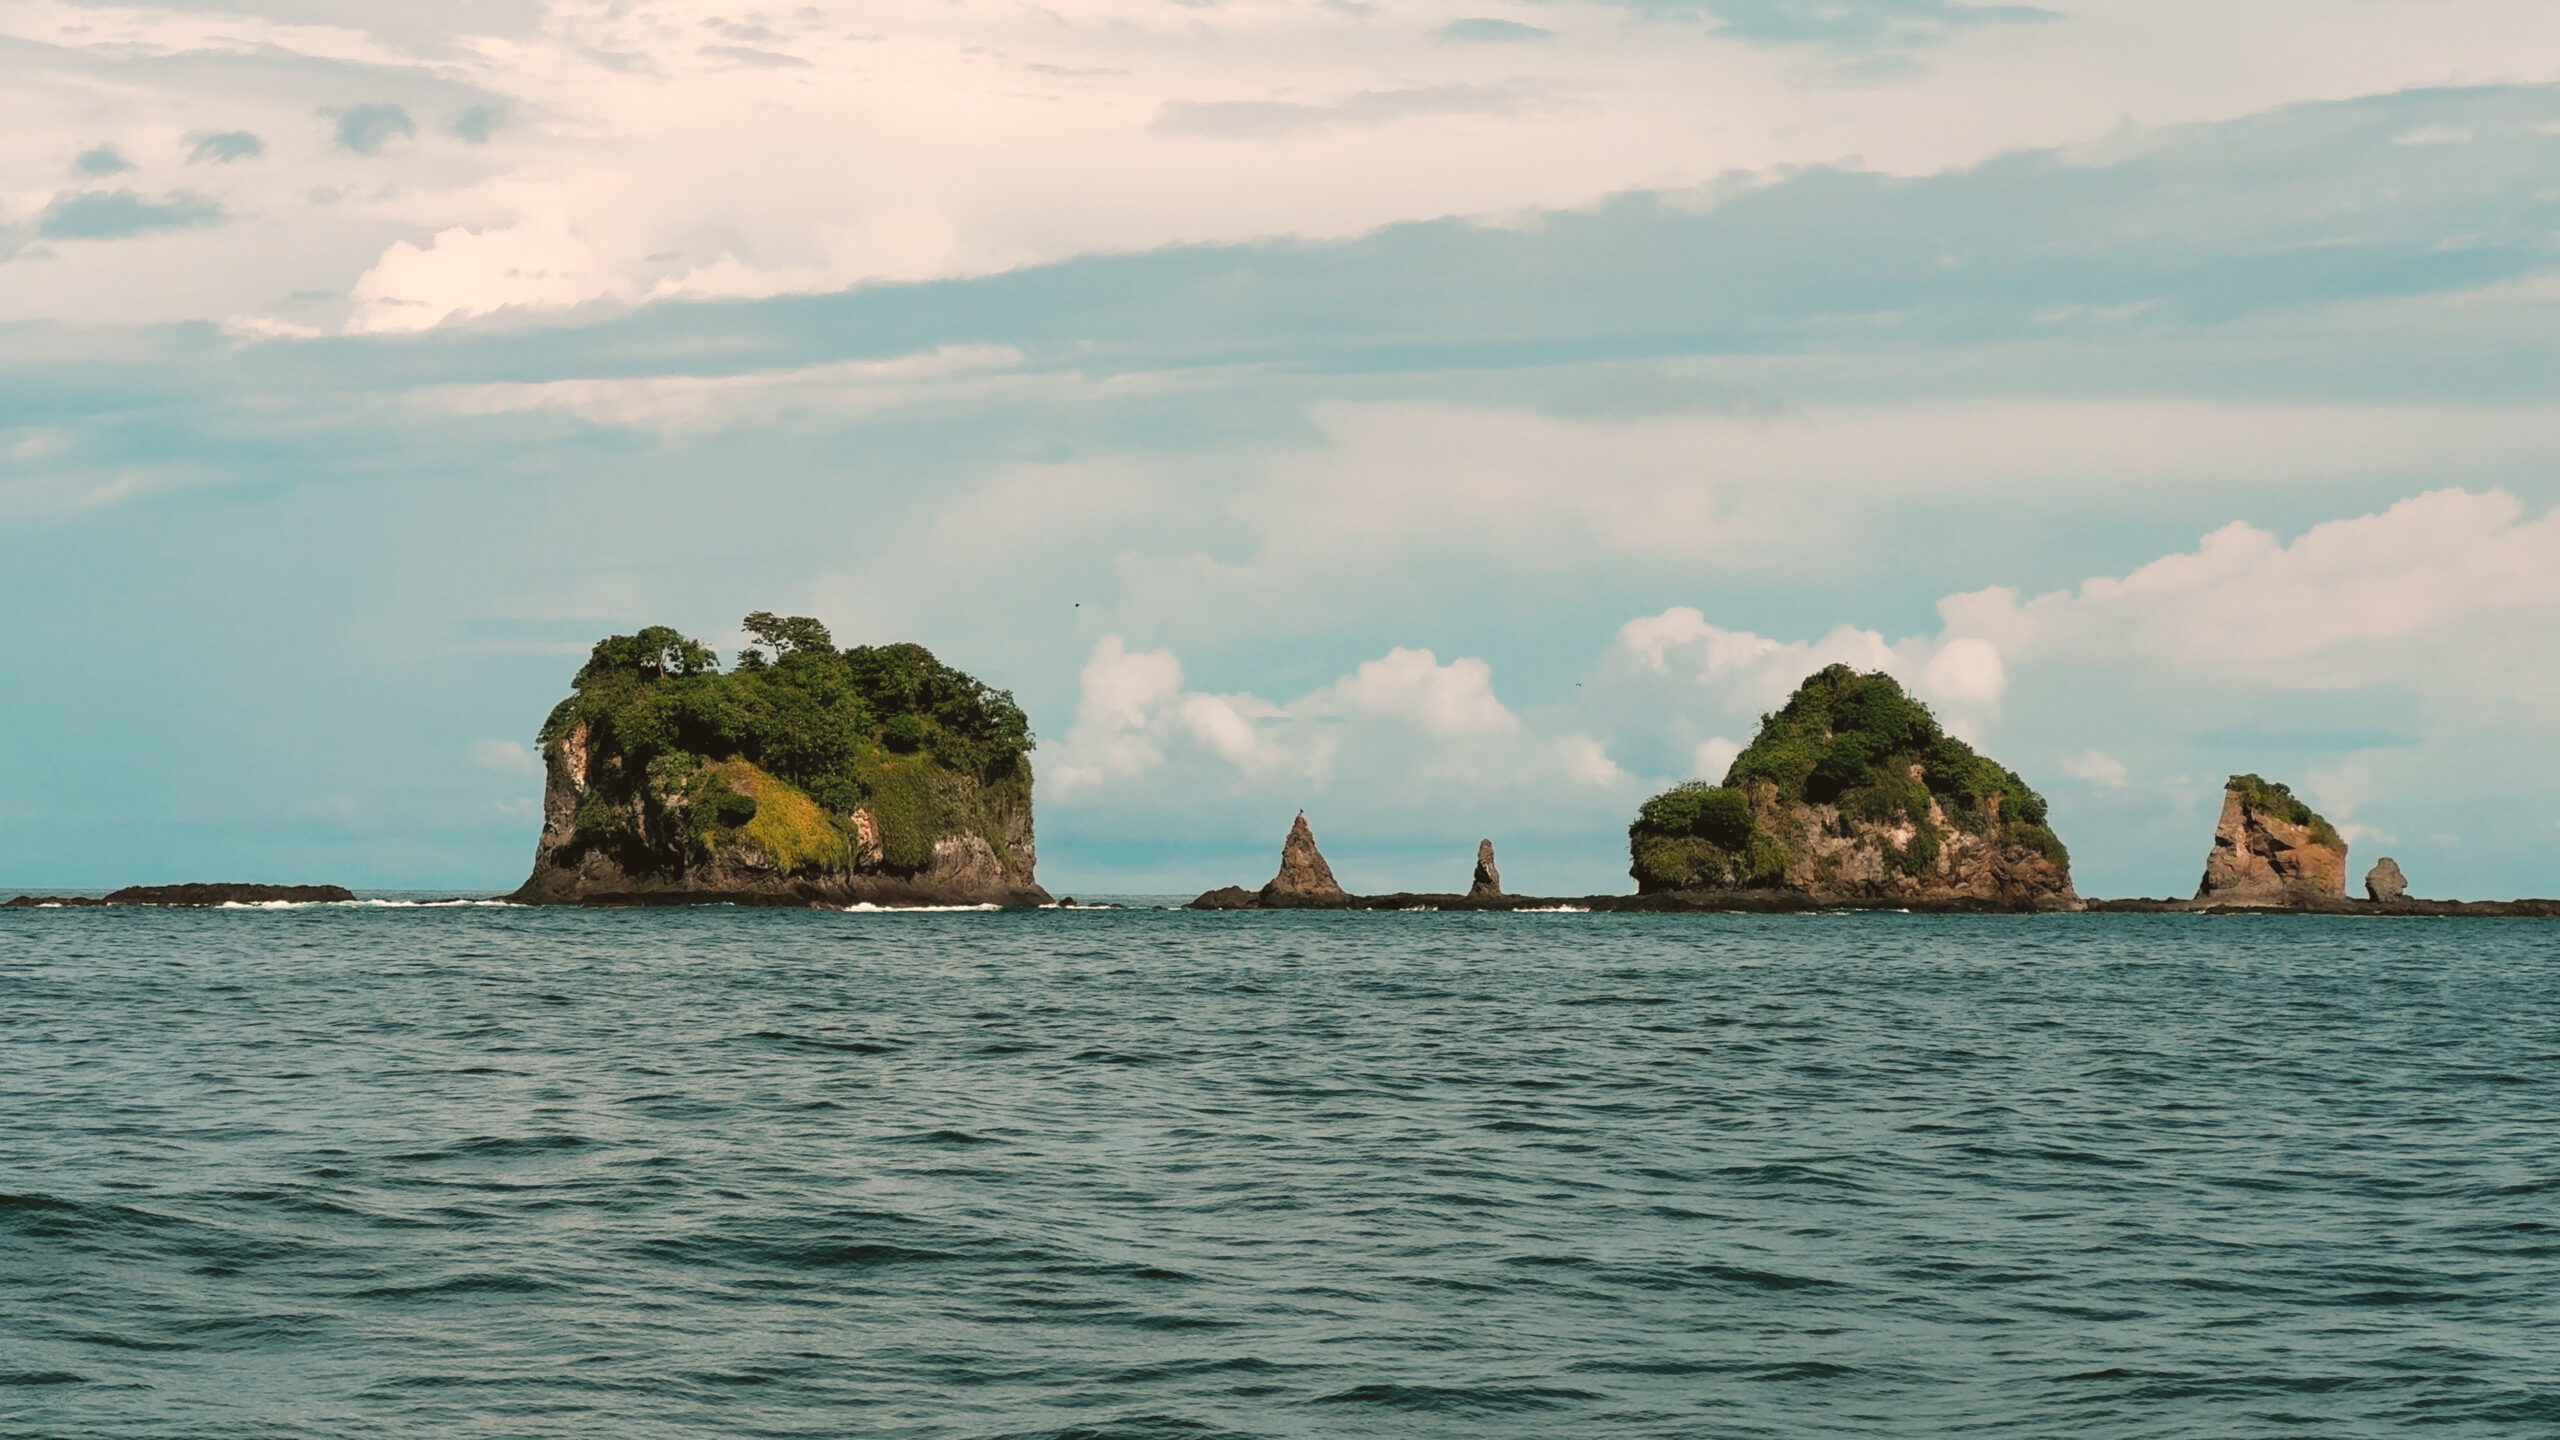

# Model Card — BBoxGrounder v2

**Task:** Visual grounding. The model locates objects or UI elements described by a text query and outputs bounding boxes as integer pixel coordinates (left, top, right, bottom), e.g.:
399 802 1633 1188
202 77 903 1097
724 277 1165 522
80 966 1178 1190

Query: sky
4 0 2559 898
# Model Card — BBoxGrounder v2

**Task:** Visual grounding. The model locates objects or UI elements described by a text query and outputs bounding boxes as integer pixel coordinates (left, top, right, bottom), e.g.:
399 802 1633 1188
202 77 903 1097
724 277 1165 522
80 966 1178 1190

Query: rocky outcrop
1737 779 2077 908
1258 813 1350 908
510 726 1045 907
2194 775 2346 907
1468 840 1503 899
2365 858 2408 903
4 883 356 908
1626 665 2078 911
1186 815 1358 910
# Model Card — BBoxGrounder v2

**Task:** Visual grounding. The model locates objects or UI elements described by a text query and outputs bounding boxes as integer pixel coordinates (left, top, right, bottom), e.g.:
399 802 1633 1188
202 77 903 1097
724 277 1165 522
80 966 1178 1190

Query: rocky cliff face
512 723 1044 906
1737 776 2075 907
1189 814 1355 910
507 617 1048 907
2194 775 2345 907
1258 813 1350 908
1468 840 1503 900
2365 857 2408 902
1627 665 2077 910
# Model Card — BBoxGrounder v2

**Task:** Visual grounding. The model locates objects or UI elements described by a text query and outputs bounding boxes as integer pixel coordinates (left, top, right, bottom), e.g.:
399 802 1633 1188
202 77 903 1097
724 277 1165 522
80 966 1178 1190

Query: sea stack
1258 813 1350 909
1468 840 1503 900
2364 857 2408 903
2195 774 2346 907
1624 664 2077 910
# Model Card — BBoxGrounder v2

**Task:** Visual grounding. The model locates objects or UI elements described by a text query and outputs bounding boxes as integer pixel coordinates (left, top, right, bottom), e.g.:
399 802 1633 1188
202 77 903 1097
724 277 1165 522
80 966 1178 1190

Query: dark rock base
6 883 357 908
510 875 1051 908
1195 888 2560 916
1192 888 2084 914
2088 896 2560 917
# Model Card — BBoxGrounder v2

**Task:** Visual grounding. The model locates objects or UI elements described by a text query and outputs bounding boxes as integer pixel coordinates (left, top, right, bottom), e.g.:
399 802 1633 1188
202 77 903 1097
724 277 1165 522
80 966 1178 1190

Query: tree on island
1628 664 2070 902
538 614 1034 877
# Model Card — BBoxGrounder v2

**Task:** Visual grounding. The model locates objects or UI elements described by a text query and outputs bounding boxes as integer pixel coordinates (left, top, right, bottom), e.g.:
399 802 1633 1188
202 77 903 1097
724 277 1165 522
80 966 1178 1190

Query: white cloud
1940 489 2560 671
468 738 537 773
2305 753 2395 847
2058 749 2128 787
348 204 613 334
2 429 71 463
12 0 2560 328
1923 636 2007 708
435 346 1025 431
1693 736 1742 781
1047 634 1632 810
1598 606 1999 718
1047 636 1193 792
221 314 324 341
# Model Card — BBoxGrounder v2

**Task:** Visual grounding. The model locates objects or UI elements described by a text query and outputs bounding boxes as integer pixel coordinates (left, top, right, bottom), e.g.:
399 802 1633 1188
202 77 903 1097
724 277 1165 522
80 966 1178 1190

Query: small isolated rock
2195 774 2347 906
2365 857 2408 903
1259 813 1349 908
1469 839 1503 899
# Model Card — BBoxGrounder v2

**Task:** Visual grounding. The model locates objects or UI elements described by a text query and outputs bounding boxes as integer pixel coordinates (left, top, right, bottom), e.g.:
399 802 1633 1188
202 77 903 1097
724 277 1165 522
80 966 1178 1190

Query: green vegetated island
10 628 2552 913
508 614 1048 906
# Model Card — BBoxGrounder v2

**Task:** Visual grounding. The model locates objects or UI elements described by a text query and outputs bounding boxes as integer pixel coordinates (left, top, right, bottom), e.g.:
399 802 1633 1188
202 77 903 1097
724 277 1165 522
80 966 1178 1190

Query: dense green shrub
1636 782 1755 848
1887 826 1941 878
858 760 942 872
2010 823 2070 869
2226 773 2341 848
883 714 928 754
1627 663 2069 889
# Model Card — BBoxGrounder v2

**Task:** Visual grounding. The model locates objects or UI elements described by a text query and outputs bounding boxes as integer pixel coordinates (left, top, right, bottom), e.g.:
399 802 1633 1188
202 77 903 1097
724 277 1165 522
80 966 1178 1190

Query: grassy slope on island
1630 664 2067 891
539 613 1033 877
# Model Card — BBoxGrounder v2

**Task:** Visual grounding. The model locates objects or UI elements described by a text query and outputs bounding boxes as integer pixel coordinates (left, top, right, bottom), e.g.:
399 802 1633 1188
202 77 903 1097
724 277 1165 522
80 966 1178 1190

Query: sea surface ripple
3 907 2556 1438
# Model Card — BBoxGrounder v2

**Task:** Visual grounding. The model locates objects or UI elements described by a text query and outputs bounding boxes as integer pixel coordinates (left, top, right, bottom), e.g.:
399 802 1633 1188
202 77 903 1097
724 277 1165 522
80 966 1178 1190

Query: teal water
2 907 2555 1437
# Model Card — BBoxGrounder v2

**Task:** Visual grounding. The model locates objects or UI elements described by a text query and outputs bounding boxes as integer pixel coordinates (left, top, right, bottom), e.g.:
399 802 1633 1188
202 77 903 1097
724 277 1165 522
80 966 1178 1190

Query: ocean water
3 907 2555 1439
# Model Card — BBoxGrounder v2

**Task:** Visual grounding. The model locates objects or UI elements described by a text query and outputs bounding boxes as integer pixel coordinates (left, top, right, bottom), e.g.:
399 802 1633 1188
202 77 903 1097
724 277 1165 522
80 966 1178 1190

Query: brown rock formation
3 883 356 908
2364 857 2408 903
1743 780 2079 909
1468 839 1503 899
1625 667 2078 912
2194 775 2347 907
509 722 1047 908
1258 813 1350 908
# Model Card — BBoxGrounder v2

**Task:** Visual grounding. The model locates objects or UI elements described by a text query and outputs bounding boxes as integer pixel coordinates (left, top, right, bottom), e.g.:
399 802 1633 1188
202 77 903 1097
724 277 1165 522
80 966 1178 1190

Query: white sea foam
838 902 1003 913
1516 905 1592 913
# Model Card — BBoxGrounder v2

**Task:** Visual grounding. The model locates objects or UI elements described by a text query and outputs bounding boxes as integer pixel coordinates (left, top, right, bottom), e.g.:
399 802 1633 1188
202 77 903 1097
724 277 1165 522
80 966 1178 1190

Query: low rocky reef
5 883 356 908
508 615 1049 908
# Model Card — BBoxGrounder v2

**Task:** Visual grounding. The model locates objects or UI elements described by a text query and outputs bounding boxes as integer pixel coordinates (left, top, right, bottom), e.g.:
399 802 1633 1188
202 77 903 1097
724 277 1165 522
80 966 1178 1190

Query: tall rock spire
1259 812 1349 907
